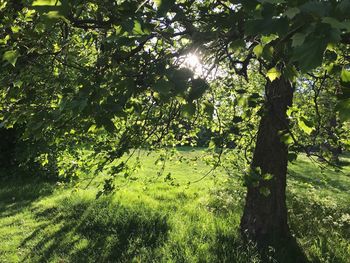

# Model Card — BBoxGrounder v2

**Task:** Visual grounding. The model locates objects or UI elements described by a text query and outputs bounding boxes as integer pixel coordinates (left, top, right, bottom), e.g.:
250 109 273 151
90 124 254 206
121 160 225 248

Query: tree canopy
1 0 349 136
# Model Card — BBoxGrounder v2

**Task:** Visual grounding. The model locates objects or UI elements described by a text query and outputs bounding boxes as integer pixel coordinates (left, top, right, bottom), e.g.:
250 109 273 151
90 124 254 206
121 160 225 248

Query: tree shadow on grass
288 160 350 193
287 189 350 263
20 197 169 262
0 176 55 218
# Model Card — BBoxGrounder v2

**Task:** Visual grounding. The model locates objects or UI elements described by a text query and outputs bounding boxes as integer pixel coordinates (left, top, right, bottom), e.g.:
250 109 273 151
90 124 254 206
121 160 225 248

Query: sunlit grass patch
0 149 349 262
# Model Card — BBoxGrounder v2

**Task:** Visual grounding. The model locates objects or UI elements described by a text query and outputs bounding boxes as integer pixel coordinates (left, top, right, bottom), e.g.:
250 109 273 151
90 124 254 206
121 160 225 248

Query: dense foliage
1 0 349 165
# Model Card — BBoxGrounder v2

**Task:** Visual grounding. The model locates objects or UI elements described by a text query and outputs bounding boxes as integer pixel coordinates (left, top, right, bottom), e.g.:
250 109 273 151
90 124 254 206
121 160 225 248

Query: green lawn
0 149 349 262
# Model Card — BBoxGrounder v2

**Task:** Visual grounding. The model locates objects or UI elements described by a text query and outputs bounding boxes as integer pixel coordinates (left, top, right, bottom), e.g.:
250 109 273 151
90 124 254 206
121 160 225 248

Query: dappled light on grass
0 151 350 262
20 195 169 262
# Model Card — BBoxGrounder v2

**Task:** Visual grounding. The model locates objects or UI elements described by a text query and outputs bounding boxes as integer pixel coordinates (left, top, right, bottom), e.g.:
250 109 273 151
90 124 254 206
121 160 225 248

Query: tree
1 0 350 253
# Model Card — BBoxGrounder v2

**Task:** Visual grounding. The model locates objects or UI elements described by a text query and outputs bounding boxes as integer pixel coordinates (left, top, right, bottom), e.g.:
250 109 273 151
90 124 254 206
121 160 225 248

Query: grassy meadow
0 148 349 262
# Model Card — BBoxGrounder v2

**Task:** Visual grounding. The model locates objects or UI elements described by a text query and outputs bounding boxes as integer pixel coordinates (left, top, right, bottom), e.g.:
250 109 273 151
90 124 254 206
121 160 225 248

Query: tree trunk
240 76 293 245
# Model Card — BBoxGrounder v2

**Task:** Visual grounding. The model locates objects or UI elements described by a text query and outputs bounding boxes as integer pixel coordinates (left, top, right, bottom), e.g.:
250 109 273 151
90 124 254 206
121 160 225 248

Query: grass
0 148 349 262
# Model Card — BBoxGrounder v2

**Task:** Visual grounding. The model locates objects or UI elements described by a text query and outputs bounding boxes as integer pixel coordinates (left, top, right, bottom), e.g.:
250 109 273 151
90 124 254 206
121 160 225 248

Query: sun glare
182 53 204 76
184 53 200 68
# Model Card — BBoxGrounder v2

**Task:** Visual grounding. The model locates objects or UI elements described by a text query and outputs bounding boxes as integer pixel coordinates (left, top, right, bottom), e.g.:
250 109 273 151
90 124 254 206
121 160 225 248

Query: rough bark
240 76 293 245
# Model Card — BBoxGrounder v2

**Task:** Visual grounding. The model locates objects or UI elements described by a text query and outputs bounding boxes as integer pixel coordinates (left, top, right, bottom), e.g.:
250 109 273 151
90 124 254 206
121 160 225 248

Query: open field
0 148 350 262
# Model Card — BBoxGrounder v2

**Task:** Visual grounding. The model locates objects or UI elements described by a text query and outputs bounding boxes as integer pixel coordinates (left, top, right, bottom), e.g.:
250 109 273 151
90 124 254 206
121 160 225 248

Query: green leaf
266 67 281 81
132 20 144 35
188 78 209 101
169 68 193 94
245 18 289 36
284 7 300 19
13 80 23 88
203 101 214 117
292 38 327 72
262 45 274 61
283 64 298 82
44 11 62 19
153 79 173 95
280 133 293 145
263 173 274 180
322 17 350 30
291 33 306 47
300 1 331 17
182 103 196 118
259 187 271 197
298 117 314 135
32 0 61 6
0 35 10 45
337 0 350 15
336 99 350 122
237 96 248 107
229 39 246 52
288 152 298 162
96 117 116 133
341 69 350 88
154 0 175 16
32 0 69 19
88 124 97 133
208 139 216 149
2 50 19 67
253 44 264 58
173 68 193 80
261 34 278 44
121 19 135 33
